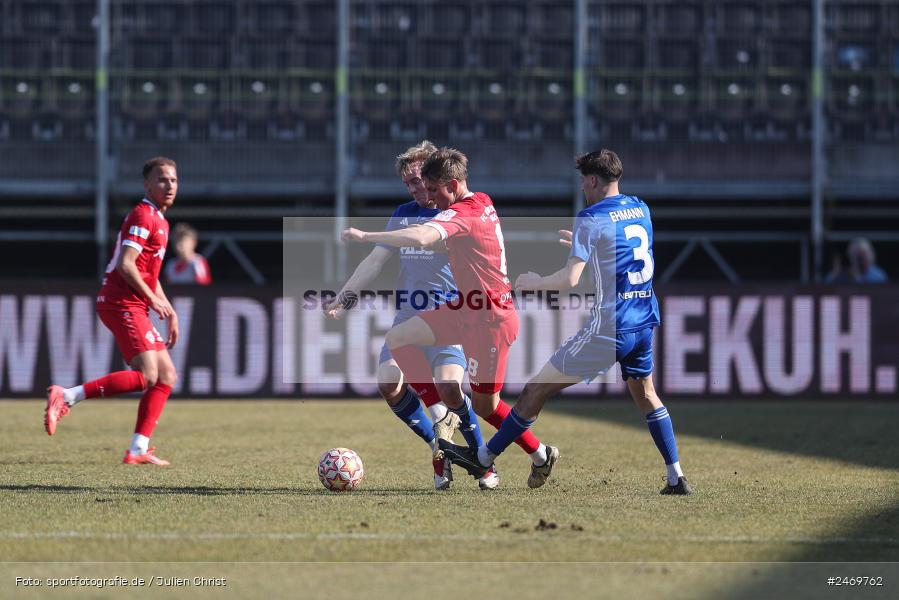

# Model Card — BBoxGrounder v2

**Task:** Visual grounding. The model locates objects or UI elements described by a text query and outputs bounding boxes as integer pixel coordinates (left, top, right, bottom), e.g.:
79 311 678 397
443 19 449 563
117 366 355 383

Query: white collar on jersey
141 198 166 219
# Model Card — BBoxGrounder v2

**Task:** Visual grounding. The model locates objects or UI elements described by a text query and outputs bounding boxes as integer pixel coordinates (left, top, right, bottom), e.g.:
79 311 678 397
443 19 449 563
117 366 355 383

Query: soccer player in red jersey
342 148 558 488
44 157 180 466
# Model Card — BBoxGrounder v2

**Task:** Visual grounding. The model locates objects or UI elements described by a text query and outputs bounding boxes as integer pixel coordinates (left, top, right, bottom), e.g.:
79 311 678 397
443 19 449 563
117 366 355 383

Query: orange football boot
44 385 69 436
122 446 170 466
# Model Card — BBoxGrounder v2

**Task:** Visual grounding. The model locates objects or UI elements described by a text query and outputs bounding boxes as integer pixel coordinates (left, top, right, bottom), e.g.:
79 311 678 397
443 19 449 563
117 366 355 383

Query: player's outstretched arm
515 257 587 292
324 246 393 319
342 224 442 249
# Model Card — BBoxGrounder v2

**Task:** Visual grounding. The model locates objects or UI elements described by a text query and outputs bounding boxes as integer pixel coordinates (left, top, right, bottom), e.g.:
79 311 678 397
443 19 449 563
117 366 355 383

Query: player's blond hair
143 156 177 179
395 140 438 176
576 149 622 182
420 147 468 183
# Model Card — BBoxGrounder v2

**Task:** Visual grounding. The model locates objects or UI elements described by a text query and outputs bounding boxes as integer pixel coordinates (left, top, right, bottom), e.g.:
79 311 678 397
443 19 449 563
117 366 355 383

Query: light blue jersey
376 200 465 370
569 194 661 334
377 200 458 321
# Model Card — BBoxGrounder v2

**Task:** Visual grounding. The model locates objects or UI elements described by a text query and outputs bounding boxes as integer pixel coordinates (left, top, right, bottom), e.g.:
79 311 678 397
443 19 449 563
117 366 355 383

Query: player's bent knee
376 366 403 403
376 361 402 391
158 368 177 388
141 370 159 389
435 381 463 406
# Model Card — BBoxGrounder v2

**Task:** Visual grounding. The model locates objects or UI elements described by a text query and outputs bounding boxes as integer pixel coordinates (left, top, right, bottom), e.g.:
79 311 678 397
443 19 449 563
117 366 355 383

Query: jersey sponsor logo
618 290 653 300
433 209 457 222
480 205 498 223
129 226 150 239
399 246 435 257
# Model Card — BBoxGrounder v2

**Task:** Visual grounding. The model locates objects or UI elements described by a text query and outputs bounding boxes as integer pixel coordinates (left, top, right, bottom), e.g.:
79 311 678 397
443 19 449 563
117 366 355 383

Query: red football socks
486 399 542 454
134 383 172 438
390 344 441 407
83 371 146 399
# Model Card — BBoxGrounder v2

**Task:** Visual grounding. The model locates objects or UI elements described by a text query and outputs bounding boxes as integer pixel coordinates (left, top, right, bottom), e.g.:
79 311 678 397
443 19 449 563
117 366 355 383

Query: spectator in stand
164 223 212 285
825 238 888 284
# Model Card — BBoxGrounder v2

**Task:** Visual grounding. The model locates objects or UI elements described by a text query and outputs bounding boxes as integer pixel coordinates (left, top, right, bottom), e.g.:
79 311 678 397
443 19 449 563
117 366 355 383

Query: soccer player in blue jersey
324 141 495 490
441 149 692 494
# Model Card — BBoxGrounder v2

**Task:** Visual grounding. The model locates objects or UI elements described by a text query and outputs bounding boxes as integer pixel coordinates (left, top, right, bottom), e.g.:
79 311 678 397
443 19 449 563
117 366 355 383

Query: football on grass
317 448 365 492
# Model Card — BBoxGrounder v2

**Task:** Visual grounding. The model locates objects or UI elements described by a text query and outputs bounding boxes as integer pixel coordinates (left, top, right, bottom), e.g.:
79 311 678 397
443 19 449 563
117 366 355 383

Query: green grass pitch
1 399 898 598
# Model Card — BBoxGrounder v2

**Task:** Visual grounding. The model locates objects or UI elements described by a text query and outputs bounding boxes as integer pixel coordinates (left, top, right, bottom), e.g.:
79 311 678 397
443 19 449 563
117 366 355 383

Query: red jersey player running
342 147 559 488
44 156 181 466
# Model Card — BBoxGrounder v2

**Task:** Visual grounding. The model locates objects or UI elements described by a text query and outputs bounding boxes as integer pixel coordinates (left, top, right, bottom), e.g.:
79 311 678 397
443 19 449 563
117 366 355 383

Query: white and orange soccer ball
317 447 365 492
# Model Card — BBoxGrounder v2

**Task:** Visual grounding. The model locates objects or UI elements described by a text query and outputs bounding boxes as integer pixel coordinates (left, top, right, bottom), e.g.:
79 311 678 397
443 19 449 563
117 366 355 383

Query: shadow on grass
0 484 437 497
545 399 899 565
546 400 899 471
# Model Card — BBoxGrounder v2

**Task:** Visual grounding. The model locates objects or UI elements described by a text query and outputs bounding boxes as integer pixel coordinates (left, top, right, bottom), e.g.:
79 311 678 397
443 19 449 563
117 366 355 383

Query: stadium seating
0 0 897 192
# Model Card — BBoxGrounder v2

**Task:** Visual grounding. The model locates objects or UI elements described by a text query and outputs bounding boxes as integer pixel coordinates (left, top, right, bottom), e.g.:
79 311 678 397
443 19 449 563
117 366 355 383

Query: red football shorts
419 308 519 394
97 303 165 363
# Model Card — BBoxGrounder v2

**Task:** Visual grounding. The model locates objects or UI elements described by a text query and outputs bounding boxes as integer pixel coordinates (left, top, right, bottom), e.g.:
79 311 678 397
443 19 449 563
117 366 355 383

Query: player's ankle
530 443 548 466
477 445 495 468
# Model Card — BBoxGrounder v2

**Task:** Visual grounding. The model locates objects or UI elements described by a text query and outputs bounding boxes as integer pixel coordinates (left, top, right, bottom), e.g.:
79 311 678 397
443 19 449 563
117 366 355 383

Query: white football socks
428 401 448 424
667 461 684 486
477 445 496 468
63 385 85 406
530 443 548 466
130 434 150 456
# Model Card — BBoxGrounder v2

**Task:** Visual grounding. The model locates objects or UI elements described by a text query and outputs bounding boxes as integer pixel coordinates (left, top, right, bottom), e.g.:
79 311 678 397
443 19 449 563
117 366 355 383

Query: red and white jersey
164 255 212 285
98 198 169 307
423 192 514 323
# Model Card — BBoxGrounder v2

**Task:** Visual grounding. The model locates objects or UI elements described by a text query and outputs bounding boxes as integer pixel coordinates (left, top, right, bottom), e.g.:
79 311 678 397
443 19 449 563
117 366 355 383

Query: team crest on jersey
434 209 456 222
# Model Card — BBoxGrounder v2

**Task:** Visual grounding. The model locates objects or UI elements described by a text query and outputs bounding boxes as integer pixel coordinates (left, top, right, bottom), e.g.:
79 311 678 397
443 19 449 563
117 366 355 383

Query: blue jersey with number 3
569 194 661 333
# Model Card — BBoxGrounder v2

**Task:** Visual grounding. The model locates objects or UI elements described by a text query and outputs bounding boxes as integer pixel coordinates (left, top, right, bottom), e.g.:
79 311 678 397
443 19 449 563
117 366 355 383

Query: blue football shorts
550 324 655 382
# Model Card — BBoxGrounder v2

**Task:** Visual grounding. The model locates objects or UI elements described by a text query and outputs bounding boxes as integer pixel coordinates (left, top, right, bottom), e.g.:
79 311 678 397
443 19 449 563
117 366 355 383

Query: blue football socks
485 408 535 460
646 406 684 484
448 396 484 450
391 386 436 446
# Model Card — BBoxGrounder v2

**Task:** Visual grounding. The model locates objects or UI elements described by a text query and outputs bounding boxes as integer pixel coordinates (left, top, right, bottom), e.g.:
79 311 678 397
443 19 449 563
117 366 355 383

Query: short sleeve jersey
569 194 660 333
423 192 514 323
376 200 458 319
98 199 169 307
